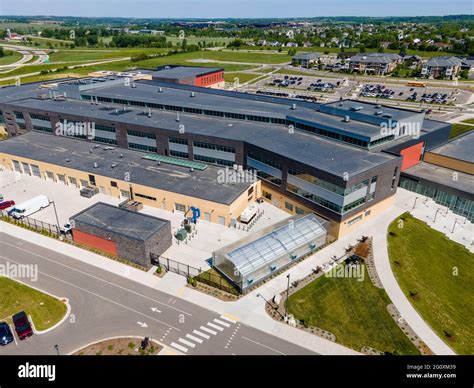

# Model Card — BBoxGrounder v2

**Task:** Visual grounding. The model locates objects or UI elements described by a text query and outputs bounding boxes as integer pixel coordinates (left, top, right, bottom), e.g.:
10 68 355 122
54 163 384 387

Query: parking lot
356 82 471 105
249 73 353 102
0 169 290 269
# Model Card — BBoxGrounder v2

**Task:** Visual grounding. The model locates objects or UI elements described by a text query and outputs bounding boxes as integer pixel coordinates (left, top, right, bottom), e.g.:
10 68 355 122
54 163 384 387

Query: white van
9 195 49 219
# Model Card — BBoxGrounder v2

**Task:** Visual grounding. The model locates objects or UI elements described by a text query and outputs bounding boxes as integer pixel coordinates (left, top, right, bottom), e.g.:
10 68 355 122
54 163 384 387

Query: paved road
0 233 314 355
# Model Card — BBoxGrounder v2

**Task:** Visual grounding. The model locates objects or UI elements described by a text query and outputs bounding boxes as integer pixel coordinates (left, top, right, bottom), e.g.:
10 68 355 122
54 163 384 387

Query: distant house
402 55 422 66
348 52 402 75
292 52 320 68
421 56 463 79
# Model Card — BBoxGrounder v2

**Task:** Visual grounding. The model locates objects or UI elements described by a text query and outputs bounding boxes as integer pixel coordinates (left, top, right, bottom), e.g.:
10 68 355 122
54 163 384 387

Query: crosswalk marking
207 322 224 331
214 318 231 328
193 330 210 339
200 325 217 335
171 342 188 353
178 338 196 348
186 333 203 344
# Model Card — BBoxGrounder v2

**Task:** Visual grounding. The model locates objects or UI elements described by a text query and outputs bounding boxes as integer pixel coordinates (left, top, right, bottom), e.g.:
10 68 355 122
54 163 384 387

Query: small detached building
212 214 328 292
151 66 225 88
291 52 320 68
70 202 172 268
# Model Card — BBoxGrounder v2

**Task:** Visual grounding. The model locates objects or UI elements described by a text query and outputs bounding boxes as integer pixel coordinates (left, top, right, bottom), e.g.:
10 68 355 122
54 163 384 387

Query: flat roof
70 202 169 241
6 97 397 178
0 132 253 205
428 131 474 164
403 162 474 196
151 66 223 80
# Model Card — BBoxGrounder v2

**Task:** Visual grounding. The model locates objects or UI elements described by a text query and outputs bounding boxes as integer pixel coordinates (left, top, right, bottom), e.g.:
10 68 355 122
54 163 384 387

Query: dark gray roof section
425 56 463 68
0 132 252 205
349 53 401 64
151 66 223 80
403 162 474 196
70 202 169 241
429 131 474 164
5 98 397 177
323 99 421 122
293 52 320 60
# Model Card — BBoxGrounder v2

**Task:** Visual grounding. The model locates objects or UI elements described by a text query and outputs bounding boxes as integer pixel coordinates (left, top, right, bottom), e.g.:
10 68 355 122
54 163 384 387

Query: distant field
0 50 22 66
165 36 232 46
47 48 168 63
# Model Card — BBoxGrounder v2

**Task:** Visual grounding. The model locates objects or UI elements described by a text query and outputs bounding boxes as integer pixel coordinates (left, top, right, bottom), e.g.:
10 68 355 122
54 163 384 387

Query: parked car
0 322 14 346
0 200 15 210
12 311 33 340
60 222 72 235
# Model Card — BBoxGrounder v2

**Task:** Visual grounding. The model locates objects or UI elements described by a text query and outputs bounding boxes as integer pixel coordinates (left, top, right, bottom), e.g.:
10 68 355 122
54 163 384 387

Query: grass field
0 276 67 331
287 264 420 354
224 72 261 84
387 212 474 354
460 118 474 125
449 123 473 139
0 50 22 66
47 48 169 63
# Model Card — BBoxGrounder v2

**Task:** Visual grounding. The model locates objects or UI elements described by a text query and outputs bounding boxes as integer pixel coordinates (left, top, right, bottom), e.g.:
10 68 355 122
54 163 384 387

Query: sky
1 0 473 19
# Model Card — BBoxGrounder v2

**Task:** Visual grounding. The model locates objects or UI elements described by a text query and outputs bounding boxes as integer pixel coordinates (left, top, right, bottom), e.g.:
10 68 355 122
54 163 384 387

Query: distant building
151 66 225 88
421 56 463 79
292 52 320 68
348 53 402 75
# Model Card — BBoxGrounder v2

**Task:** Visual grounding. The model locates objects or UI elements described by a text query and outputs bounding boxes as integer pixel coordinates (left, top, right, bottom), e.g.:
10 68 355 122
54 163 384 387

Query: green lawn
288 264 419 354
460 118 474 125
449 123 473 139
0 276 67 331
0 50 22 66
224 72 261 84
47 48 169 63
387 213 474 354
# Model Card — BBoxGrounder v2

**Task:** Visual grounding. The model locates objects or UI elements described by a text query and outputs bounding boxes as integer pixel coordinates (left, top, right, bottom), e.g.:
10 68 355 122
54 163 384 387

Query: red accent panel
194 70 224 87
400 142 423 171
72 229 117 255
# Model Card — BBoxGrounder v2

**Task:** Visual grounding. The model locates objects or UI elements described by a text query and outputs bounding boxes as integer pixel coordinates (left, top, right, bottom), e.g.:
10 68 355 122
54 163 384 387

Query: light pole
285 273 291 318
54 344 60 355
412 196 419 209
50 201 60 234
451 220 459 234
433 208 441 223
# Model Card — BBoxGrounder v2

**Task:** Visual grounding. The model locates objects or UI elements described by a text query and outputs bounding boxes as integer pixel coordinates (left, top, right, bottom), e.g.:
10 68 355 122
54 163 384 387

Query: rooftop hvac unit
343 115 350 122
291 103 297 110
119 153 123 158
176 112 180 122
190 92 195 97
158 87 163 93
111 163 117 168
132 83 136 88
93 162 98 168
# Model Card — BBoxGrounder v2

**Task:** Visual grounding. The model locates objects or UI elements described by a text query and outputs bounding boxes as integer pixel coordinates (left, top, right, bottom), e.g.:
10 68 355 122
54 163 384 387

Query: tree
359 45 366 53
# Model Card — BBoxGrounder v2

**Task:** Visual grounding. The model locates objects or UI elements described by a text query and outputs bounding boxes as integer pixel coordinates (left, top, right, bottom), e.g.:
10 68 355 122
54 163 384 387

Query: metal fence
150 253 240 295
1 211 72 240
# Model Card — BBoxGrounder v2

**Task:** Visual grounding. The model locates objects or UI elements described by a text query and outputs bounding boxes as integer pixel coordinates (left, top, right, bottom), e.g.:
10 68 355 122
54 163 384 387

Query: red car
0 200 15 210
12 311 33 340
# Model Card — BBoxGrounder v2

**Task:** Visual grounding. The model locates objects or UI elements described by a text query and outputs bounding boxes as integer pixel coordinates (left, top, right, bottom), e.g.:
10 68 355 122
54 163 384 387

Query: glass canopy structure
212 214 328 292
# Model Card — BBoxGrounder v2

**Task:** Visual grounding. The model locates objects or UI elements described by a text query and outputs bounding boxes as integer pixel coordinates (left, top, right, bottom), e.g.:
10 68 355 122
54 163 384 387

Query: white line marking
193 330 210 339
186 334 203 344
0 241 192 316
220 315 237 324
0 255 181 331
10 324 18 346
171 342 188 353
200 326 217 335
214 318 230 327
178 338 196 348
241 336 286 355
207 322 224 331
